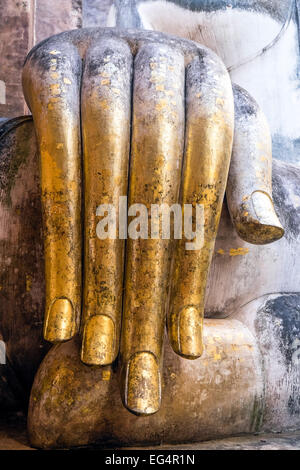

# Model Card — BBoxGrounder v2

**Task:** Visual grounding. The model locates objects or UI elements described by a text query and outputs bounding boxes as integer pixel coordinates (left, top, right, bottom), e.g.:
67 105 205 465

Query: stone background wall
82 0 112 27
0 0 82 118
0 0 35 117
0 0 115 118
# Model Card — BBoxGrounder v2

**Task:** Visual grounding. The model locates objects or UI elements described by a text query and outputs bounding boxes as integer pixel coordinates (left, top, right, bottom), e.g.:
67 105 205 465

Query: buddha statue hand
22 27 283 416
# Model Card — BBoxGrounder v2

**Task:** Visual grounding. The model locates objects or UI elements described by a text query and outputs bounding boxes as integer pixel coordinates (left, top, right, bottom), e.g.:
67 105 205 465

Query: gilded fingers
168 52 234 359
22 42 82 342
81 39 132 365
120 43 185 415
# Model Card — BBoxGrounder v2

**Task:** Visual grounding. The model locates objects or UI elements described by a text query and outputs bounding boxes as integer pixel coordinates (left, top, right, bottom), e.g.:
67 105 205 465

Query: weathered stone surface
0 0 82 119
35 0 82 43
136 1 292 22
205 158 300 317
28 321 263 449
0 1 33 117
234 293 300 433
111 1 300 165
82 0 113 27
0 117 49 410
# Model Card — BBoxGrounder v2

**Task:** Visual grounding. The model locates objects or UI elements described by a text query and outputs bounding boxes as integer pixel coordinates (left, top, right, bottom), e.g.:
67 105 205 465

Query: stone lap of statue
2 0 300 449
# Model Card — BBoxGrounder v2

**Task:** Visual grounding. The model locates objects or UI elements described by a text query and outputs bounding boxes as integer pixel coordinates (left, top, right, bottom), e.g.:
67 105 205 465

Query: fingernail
81 315 115 365
44 298 76 342
125 352 161 416
178 306 203 359
251 191 284 242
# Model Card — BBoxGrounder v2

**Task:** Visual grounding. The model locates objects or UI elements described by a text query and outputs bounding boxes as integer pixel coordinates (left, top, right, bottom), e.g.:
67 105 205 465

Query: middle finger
120 42 185 416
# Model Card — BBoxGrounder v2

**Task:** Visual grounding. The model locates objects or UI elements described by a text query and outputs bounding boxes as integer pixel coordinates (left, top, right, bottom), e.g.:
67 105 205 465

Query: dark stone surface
0 117 49 412
272 161 300 242
262 295 300 368
256 294 300 417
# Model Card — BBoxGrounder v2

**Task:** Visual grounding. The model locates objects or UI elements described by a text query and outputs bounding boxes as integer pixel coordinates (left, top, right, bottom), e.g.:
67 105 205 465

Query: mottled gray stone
82 0 113 27
0 0 82 119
